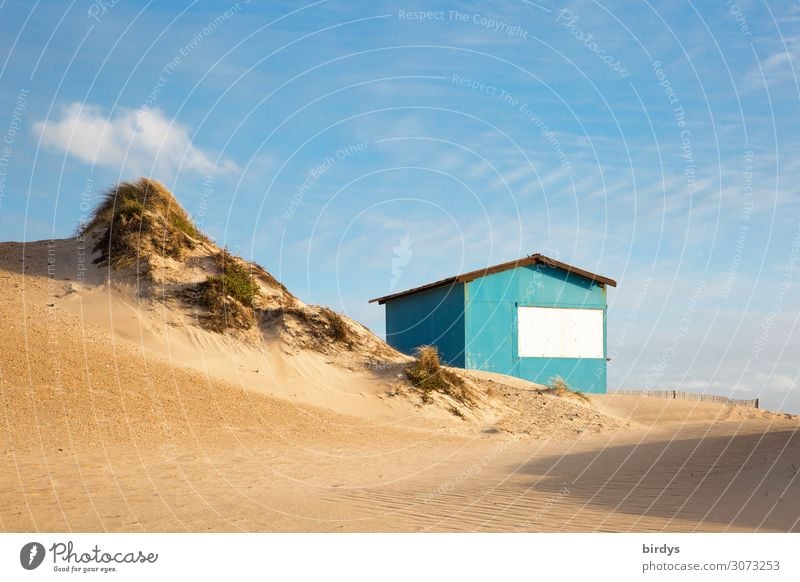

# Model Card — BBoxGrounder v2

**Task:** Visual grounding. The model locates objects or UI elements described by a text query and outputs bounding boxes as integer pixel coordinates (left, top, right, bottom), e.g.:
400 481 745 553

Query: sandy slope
2 239 800 532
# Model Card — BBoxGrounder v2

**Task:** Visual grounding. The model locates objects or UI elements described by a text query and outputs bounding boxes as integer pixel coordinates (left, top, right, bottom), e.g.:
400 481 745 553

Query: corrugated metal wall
384 282 466 367
464 264 608 393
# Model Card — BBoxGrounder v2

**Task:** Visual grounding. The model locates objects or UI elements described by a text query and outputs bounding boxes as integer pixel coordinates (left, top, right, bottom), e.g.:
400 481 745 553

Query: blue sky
1 0 799 412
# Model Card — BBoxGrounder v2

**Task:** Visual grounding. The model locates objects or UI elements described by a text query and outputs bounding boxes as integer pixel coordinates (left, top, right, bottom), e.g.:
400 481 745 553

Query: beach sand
2 239 799 532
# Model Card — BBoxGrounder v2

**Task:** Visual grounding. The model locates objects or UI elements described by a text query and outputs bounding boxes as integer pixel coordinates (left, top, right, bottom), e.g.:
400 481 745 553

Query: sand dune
2 189 799 532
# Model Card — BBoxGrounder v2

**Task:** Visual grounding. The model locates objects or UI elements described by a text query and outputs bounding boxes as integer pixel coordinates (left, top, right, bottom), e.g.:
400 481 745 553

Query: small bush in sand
192 250 259 332
209 250 259 307
84 178 206 268
544 376 590 403
404 346 474 405
319 307 353 345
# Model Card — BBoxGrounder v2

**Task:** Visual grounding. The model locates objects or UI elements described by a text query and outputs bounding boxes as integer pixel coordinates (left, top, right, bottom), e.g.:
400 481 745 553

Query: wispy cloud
34 102 238 177
747 46 798 90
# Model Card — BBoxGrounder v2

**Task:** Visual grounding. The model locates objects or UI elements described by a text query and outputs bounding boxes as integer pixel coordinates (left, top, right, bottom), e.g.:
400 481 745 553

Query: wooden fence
609 389 759 409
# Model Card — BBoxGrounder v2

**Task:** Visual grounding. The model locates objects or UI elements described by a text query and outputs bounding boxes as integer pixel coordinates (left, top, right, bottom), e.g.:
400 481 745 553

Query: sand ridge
2 235 799 532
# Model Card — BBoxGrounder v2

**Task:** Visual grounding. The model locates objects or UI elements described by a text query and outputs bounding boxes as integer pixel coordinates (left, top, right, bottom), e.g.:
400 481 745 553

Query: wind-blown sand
2 238 799 532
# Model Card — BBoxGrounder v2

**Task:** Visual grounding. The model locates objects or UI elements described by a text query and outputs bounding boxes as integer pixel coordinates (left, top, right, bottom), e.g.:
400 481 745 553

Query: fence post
755 398 759 409
673 389 677 400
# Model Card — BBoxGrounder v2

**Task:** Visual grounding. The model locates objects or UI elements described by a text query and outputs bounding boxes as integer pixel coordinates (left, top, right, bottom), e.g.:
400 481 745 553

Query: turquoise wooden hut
369 254 616 393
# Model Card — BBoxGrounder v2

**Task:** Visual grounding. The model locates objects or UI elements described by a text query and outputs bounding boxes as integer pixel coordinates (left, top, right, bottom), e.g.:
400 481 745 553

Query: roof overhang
369 253 617 305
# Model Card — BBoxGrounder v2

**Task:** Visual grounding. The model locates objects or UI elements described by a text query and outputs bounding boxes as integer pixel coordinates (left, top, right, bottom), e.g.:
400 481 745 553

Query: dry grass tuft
262 305 355 349
543 376 590 403
84 178 206 268
404 346 475 405
319 307 353 345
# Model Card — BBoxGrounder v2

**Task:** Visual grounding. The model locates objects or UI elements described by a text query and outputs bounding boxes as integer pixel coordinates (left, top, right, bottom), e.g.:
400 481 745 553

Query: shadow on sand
514 429 800 531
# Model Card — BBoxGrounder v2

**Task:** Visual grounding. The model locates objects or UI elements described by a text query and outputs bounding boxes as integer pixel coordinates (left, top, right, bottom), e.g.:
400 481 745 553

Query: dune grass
405 346 474 405
205 250 259 307
544 376 590 403
84 178 206 268
193 250 259 332
319 307 352 344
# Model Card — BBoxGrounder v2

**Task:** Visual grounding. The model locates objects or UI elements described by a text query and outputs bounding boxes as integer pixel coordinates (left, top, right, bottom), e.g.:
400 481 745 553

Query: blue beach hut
370 254 616 393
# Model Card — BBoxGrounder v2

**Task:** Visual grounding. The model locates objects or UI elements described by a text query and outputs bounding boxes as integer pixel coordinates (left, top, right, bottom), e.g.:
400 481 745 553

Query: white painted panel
518 306 604 358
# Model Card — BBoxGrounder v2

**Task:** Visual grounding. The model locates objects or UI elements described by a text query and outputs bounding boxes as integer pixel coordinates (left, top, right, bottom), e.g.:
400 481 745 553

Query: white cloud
748 48 795 89
34 102 237 177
